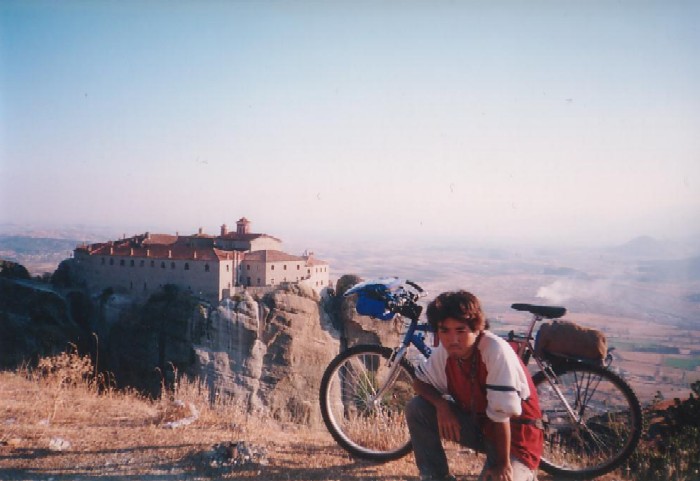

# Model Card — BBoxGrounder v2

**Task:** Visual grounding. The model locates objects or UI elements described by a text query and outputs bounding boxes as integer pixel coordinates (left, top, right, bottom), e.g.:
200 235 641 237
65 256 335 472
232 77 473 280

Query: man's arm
413 378 461 442
483 420 513 481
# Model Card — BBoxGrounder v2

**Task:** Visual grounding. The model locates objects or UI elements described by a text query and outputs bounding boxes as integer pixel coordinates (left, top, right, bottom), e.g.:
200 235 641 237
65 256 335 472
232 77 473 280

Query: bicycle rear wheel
319 344 415 462
533 360 642 479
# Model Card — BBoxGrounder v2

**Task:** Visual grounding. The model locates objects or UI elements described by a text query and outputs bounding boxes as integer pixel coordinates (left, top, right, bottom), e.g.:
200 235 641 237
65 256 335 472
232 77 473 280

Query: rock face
332 274 404 350
192 283 340 427
191 276 403 427
0 266 404 428
0 277 90 368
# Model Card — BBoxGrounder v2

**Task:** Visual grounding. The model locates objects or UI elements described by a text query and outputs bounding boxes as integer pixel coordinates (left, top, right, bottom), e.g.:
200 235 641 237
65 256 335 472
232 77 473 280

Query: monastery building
73 218 330 302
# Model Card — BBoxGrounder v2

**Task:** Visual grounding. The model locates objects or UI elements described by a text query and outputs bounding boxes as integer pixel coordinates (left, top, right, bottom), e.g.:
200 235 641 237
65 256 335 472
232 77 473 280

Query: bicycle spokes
535 362 642 478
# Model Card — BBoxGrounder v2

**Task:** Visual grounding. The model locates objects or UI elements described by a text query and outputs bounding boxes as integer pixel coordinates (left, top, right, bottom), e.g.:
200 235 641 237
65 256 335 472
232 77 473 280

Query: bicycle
319 278 642 479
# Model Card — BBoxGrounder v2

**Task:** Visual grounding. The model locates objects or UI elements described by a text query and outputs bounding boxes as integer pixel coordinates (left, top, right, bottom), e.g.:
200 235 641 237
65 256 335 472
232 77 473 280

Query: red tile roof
142 234 178 245
243 250 304 262
219 232 282 242
305 256 328 266
76 235 240 261
74 227 316 265
242 250 328 266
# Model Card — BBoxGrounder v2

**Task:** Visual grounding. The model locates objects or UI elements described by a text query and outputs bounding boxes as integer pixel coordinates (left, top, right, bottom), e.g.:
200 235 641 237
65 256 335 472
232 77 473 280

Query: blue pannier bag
345 279 398 321
355 292 394 320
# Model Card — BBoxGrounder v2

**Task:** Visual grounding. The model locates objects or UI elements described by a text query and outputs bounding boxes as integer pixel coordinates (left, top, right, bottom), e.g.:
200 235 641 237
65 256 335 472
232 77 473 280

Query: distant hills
3 225 700 290
0 224 122 276
0 223 120 242
637 256 700 282
0 236 83 276
0 236 82 255
611 235 699 259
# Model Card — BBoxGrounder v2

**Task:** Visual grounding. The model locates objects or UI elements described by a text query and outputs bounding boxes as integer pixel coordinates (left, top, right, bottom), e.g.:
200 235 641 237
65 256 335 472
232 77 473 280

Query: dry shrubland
0 350 476 480
0 350 624 481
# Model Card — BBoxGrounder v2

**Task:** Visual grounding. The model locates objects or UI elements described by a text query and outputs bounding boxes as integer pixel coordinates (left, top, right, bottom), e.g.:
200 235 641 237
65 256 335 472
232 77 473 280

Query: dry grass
0 351 620 480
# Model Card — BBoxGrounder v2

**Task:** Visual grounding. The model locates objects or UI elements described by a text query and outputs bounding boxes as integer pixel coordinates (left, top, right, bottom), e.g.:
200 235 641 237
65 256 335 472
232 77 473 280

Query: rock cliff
190 275 404 427
0 277 90 368
192 283 339 426
0 268 403 427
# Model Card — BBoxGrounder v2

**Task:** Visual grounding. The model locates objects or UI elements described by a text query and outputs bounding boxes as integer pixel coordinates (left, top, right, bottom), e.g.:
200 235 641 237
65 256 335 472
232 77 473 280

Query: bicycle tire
319 344 416 462
533 360 642 479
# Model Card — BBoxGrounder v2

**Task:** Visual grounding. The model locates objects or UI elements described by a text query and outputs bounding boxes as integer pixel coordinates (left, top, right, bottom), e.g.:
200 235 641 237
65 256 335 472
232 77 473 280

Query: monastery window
246 265 250 271
205 264 210 272
271 265 275 271
184 263 190 270
161 262 166 268
283 264 287 270
109 258 114 266
271 278 275 285
101 258 105 265
130 260 135 267
150 260 155 267
226 265 230 272
257 278 261 285
297 265 300 270
171 262 176 269
120 259 125 266
140 260 145 267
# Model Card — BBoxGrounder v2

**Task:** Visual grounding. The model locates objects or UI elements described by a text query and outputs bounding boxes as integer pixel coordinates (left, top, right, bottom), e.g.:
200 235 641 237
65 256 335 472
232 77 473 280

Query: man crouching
406 290 543 481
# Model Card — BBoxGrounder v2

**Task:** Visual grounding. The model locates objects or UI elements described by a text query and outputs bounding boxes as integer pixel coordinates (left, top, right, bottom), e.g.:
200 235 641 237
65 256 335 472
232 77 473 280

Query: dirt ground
0 367 613 481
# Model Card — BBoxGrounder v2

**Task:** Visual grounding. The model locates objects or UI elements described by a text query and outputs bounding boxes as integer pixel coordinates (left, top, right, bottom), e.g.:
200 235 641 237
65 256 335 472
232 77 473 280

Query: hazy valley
304 234 700 404
2 226 700 405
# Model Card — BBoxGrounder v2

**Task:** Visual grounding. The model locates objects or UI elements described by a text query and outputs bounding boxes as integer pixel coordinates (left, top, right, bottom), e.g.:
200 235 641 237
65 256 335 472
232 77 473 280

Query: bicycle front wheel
319 344 416 462
533 361 642 479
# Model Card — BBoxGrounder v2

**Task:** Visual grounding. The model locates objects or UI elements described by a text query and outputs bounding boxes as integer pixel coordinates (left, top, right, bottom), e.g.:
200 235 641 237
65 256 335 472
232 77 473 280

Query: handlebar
344 278 425 321
405 280 424 293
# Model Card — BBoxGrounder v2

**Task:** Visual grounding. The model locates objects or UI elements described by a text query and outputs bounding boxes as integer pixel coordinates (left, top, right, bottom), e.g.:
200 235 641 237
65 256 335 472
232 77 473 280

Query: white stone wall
249 237 282 251
218 259 237 299
74 230 328 301
236 256 330 293
301 263 331 291
74 251 226 301
266 260 307 285
239 260 267 287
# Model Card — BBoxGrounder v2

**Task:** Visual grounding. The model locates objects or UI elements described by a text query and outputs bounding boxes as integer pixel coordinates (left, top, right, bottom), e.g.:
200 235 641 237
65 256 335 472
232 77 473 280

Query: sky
1 0 699 248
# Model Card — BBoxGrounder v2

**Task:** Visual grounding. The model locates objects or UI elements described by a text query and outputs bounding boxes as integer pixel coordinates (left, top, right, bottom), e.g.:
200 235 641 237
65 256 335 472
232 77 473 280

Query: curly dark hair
426 290 488 333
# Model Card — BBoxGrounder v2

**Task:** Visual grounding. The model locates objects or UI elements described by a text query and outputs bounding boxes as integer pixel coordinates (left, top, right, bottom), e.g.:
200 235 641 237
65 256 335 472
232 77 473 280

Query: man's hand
435 400 461 442
482 462 513 481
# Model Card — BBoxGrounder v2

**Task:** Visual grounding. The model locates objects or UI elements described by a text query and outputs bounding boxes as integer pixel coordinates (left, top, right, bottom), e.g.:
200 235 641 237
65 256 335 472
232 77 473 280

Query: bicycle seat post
524 313 541 342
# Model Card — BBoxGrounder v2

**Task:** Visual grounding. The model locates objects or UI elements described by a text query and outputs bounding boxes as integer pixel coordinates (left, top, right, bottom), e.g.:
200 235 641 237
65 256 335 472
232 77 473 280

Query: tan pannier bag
535 320 607 362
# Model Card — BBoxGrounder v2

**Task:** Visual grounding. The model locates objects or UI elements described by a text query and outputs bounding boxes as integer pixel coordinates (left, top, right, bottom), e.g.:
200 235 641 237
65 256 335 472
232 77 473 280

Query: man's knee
406 395 435 425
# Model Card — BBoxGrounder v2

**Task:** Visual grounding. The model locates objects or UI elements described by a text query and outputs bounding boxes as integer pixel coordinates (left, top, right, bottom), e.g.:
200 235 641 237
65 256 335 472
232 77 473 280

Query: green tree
51 258 77 288
0 260 30 280
141 284 197 388
628 381 700 480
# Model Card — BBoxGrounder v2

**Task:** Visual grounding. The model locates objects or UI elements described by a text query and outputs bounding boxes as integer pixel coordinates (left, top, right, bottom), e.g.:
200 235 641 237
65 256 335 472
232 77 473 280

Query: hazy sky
1 1 699 247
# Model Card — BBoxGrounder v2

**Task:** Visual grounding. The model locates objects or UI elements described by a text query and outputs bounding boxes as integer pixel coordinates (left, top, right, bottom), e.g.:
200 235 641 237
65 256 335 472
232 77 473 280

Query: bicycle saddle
511 303 566 319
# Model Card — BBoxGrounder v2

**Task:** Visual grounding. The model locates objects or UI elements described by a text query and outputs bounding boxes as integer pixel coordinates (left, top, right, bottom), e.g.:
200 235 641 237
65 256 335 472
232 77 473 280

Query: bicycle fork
370 345 410 406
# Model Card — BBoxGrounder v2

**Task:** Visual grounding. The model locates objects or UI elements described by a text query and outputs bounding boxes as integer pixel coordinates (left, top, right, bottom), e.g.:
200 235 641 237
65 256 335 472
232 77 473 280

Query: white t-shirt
415 330 531 422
